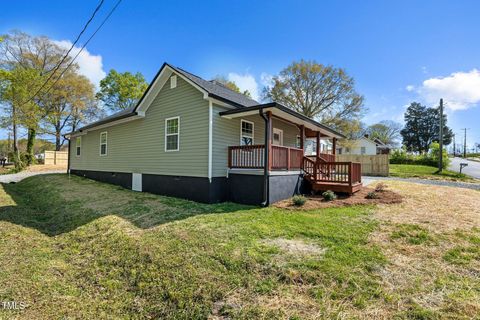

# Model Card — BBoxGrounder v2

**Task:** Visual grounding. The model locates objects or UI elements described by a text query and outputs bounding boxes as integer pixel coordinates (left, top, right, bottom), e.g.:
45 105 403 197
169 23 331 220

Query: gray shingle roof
169 64 259 108
68 63 259 134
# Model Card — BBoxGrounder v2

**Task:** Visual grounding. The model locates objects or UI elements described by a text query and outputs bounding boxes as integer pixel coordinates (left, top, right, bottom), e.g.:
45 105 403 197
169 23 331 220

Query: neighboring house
337 136 390 155
373 138 391 154
67 63 362 205
304 138 333 156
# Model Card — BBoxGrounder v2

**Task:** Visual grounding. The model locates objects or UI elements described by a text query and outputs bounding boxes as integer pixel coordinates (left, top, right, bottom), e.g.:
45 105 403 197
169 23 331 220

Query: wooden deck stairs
303 157 362 194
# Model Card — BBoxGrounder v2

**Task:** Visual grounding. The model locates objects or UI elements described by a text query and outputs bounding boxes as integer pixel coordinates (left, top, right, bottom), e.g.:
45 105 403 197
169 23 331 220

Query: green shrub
291 195 307 207
429 142 450 169
322 190 337 201
366 191 379 199
390 143 450 168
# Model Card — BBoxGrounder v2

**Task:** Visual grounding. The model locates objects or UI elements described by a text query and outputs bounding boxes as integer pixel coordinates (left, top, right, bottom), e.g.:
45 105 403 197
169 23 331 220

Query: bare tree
0 31 70 164
264 59 365 130
365 120 403 147
41 67 96 150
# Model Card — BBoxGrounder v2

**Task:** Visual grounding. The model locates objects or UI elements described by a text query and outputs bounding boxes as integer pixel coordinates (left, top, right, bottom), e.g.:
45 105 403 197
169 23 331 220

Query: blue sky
2 0 479 148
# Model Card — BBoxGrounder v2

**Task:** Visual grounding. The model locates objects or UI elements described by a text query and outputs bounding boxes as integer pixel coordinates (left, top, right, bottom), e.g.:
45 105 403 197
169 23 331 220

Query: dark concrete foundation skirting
268 174 310 204
228 173 309 205
228 174 264 205
70 169 306 205
142 174 228 204
70 169 132 189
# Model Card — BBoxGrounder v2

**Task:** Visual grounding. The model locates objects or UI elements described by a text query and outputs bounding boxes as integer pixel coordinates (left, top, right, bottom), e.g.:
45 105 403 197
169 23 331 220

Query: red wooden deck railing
228 144 265 169
228 145 304 170
318 153 336 162
302 158 362 185
228 145 361 186
306 153 336 163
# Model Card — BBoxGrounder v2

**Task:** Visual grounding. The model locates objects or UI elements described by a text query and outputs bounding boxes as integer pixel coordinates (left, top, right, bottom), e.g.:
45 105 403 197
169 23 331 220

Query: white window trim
272 128 283 146
170 75 177 89
296 135 301 148
240 119 254 145
99 132 108 156
165 116 180 152
75 137 81 157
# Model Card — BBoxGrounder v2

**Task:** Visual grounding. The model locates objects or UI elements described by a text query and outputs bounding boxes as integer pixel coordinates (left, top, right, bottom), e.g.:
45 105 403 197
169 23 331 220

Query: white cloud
419 69 480 111
53 40 106 89
405 85 415 92
227 72 260 101
260 72 274 89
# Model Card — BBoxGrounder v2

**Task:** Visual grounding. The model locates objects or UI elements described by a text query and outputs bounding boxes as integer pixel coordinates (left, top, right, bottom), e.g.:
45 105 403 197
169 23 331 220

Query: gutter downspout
208 101 213 183
259 109 270 206
66 137 71 174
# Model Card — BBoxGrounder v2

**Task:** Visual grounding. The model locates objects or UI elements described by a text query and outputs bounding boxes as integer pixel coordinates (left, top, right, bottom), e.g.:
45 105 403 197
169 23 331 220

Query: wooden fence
336 154 389 176
44 151 68 166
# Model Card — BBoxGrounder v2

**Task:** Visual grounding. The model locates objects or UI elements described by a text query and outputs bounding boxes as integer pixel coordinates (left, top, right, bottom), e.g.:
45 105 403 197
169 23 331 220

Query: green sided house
67 63 362 205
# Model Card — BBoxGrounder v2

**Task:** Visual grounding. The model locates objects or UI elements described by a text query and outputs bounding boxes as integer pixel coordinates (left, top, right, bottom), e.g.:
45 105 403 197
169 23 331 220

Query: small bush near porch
0 175 478 319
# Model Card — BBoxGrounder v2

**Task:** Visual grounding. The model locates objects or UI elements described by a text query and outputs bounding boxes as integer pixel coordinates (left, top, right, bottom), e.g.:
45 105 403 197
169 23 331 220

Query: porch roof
219 102 346 139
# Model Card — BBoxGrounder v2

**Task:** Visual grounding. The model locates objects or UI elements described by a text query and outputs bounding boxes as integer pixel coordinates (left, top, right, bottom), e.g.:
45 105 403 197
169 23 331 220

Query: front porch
221 103 362 195
227 144 361 194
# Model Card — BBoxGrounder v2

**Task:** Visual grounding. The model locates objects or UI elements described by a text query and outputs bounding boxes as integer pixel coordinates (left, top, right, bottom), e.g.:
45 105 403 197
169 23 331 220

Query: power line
20 0 105 108
35 0 123 105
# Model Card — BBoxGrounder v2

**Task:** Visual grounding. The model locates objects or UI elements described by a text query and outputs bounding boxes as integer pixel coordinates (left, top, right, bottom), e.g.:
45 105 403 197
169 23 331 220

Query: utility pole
461 128 469 158
452 134 456 157
438 99 444 172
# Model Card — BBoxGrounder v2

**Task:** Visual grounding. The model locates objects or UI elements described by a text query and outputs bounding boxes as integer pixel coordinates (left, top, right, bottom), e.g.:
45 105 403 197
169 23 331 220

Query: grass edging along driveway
389 164 477 182
0 174 478 319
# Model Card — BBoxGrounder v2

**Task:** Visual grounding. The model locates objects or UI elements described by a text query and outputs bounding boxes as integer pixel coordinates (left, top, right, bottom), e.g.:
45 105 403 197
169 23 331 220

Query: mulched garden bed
275 184 403 210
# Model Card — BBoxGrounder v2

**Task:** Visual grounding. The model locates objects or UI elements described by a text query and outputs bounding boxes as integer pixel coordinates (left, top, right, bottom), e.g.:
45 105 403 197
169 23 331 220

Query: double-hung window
240 120 254 146
75 137 81 156
165 117 180 151
100 132 107 156
296 135 301 148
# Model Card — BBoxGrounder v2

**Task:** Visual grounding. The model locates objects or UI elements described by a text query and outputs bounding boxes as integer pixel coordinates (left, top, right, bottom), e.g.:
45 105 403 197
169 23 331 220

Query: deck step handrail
302 157 362 185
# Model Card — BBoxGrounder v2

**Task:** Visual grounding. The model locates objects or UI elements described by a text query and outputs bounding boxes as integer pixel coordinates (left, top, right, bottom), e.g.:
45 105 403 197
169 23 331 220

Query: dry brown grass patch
25 164 67 172
369 181 480 317
262 238 326 257
374 181 480 231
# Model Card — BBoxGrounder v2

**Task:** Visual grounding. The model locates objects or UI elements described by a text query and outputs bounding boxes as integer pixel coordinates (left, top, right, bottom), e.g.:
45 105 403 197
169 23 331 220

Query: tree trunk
55 121 61 151
12 102 23 170
26 127 36 166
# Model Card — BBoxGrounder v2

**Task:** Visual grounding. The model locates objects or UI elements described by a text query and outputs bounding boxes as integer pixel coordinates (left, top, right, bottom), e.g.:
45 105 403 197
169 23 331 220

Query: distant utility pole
438 99 444 172
452 134 456 156
461 128 470 158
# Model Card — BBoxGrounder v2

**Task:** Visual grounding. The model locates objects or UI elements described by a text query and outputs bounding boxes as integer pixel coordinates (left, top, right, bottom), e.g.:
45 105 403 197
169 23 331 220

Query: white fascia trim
137 65 214 114
209 97 236 109
221 107 343 139
208 100 213 182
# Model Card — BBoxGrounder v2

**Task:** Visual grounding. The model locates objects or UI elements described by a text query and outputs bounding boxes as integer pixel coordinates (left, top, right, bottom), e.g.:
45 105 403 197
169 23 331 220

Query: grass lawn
0 175 479 319
389 164 476 182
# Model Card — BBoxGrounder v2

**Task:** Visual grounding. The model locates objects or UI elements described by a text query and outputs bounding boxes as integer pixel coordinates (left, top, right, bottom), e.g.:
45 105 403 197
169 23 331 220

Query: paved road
0 170 66 183
448 157 480 179
363 176 480 191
